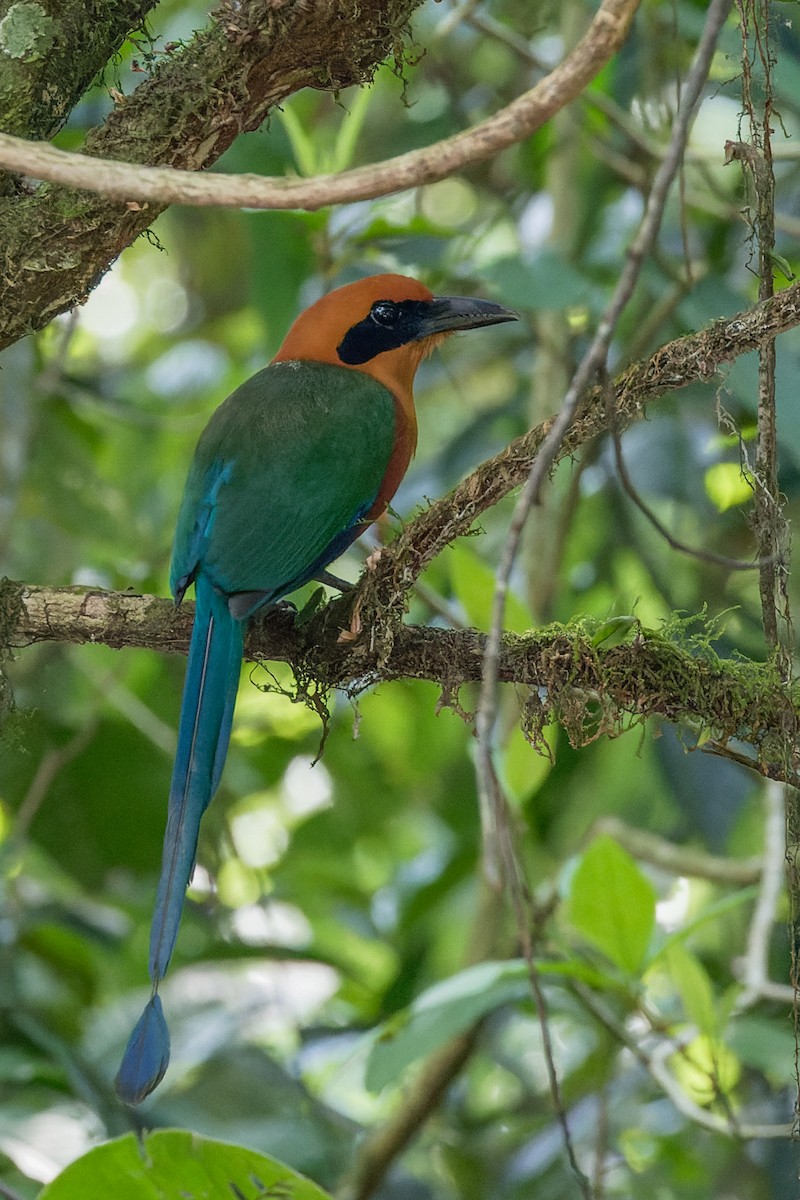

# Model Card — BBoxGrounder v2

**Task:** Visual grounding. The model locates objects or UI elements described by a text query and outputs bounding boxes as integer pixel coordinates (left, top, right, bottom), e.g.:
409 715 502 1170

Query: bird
115 273 517 1104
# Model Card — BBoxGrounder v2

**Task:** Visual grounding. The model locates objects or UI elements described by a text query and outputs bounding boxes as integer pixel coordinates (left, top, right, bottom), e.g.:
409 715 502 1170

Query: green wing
171 360 396 606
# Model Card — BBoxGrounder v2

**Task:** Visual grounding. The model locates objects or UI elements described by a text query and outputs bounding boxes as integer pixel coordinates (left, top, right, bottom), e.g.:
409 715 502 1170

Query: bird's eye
370 302 397 327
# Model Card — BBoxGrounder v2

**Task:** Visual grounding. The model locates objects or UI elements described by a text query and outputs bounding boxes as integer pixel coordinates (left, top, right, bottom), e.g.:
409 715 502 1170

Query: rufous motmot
115 273 517 1104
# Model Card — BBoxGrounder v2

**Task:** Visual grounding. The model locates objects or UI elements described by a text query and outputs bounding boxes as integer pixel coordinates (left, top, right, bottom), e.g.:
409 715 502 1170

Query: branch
6 288 800 633
336 881 509 1200
0 0 639 210
734 780 793 1006
7 284 800 779
573 981 793 1140
6 583 799 784
733 0 790 665
590 817 762 885
339 1026 483 1200
473 0 733 938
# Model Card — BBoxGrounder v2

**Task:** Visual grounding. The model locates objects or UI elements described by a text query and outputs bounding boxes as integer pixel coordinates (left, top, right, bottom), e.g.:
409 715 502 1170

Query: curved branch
590 817 763 885
0 0 639 209
6 283 800 782
7 279 800 658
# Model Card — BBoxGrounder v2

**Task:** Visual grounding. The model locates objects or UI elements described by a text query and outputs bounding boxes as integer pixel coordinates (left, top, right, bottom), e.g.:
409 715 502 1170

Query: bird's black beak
418 295 519 337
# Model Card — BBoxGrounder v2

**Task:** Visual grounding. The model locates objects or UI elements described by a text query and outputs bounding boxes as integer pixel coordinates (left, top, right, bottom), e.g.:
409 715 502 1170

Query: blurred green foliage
2 0 800 1197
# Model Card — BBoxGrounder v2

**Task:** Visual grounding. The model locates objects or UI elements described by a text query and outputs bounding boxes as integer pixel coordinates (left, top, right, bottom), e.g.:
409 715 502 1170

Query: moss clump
516 611 797 779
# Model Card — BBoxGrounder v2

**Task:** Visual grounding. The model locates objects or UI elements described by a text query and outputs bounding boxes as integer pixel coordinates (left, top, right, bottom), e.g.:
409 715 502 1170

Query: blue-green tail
115 576 244 1104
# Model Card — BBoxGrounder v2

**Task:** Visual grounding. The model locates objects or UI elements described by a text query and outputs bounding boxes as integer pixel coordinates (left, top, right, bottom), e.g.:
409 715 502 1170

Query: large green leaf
365 957 610 1092
566 836 656 975
39 1130 332 1200
366 959 530 1092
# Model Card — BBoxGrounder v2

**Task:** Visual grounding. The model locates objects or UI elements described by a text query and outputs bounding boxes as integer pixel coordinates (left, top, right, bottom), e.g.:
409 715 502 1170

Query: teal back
170 360 396 604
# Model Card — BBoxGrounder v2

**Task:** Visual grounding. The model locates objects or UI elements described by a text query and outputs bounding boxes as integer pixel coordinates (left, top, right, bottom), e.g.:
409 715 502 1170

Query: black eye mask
337 300 434 365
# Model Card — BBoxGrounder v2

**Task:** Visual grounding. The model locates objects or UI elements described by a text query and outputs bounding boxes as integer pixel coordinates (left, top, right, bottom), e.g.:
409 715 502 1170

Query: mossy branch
0 0 156 147
5 580 797 785
0 0 639 211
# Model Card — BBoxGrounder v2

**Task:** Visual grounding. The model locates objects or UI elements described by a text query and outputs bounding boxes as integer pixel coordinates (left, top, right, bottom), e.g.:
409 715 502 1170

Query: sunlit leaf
704 462 753 512
663 943 717 1035
670 1034 741 1108
566 836 656 975
39 1131 332 1200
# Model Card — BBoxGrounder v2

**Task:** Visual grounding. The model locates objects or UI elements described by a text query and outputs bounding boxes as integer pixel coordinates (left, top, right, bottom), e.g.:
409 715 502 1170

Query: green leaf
449 543 532 634
663 943 717 1035
566 836 656 975
671 1034 741 1107
768 249 796 282
727 1015 797 1083
590 615 637 648
39 1130 332 1200
331 86 373 173
277 104 318 177
704 462 753 512
366 960 530 1092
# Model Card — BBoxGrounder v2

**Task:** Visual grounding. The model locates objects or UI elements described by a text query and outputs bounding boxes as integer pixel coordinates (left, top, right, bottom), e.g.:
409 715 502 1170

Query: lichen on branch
5 579 797 786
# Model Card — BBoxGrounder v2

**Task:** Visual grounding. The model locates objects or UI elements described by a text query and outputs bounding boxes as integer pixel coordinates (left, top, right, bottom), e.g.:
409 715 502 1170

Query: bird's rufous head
272 273 517 401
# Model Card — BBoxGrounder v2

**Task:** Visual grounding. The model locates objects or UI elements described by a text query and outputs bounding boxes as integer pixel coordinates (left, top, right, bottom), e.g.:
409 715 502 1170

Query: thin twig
573 982 792 1139
735 780 793 1007
335 879 509 1200
606 378 764 571
489 758 592 1197
0 0 639 211
473 7 733 1178
476 0 734 869
732 1 791 667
